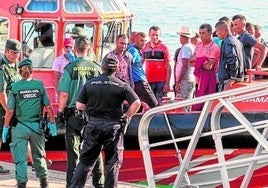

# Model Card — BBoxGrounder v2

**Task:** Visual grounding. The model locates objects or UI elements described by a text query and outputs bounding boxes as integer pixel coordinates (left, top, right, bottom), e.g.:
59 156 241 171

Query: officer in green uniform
57 35 104 188
0 39 22 174
1 59 57 188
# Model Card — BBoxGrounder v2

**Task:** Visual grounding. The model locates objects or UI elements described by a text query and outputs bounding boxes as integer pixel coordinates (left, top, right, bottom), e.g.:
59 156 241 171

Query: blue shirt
218 35 245 82
128 46 147 82
237 31 257 69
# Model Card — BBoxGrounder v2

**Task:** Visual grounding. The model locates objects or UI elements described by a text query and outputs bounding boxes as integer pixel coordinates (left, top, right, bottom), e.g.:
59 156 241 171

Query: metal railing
138 82 268 188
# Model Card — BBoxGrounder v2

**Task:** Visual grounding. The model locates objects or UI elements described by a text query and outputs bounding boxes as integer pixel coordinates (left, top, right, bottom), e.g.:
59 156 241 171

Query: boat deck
0 161 146 188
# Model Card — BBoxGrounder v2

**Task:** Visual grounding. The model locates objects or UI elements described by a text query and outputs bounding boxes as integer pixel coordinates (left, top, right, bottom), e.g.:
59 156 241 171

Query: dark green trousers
10 122 47 182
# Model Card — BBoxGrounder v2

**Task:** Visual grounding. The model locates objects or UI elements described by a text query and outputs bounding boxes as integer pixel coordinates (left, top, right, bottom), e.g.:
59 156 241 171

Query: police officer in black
70 57 141 188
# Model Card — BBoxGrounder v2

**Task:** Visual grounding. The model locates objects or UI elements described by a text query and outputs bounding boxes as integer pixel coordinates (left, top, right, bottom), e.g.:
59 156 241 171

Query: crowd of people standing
1 13 268 188
172 14 267 111
126 14 267 112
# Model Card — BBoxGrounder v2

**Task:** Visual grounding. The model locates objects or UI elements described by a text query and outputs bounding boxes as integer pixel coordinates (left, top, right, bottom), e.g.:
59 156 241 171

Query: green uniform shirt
0 56 21 94
58 57 101 108
8 79 50 122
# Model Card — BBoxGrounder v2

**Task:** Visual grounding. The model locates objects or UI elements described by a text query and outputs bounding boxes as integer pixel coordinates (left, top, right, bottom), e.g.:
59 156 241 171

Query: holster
1 115 17 128
119 116 130 134
10 116 18 127
65 107 75 116
40 112 49 137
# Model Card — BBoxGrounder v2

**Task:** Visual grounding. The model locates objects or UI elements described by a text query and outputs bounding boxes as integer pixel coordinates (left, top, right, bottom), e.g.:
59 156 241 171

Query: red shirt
142 41 171 82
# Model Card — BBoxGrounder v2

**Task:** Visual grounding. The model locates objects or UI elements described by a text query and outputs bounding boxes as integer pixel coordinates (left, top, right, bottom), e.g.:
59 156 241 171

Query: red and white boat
1 1 268 187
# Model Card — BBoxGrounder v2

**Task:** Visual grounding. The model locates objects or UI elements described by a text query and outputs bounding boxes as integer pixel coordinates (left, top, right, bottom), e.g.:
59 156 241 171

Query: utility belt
13 116 47 136
88 116 103 121
88 116 118 122
88 116 129 134
65 107 86 120
1 115 24 128
16 120 44 136
56 107 86 132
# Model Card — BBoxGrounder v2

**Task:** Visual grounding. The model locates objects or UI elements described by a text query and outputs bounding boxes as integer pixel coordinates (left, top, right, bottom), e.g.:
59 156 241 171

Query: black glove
56 111 65 127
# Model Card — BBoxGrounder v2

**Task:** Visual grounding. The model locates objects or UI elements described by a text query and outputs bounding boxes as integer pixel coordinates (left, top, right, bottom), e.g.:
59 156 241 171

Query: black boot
17 182 26 188
40 178 49 188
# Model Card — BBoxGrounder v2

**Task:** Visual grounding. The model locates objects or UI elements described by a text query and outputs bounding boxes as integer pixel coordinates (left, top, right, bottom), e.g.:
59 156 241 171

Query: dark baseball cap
18 58 32 68
102 57 118 70
5 39 21 53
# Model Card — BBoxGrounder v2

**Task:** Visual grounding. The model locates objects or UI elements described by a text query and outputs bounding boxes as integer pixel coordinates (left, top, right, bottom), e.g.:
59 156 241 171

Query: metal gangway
138 82 268 187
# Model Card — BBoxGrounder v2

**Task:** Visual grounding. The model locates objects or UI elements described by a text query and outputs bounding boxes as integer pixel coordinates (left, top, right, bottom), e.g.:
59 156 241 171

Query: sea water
126 0 268 56
125 0 268 95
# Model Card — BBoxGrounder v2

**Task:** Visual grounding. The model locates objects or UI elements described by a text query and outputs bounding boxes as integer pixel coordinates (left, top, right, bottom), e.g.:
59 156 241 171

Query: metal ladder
138 82 268 187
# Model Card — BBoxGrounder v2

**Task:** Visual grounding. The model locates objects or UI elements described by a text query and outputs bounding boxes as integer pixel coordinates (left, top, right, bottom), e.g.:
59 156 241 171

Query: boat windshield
64 0 93 13
21 21 96 68
22 21 56 68
92 0 120 13
26 0 58 12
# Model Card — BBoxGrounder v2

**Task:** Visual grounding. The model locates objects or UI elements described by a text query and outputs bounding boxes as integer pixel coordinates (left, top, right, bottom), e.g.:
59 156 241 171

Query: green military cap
5 39 21 53
71 27 86 37
18 58 32 68
75 35 90 45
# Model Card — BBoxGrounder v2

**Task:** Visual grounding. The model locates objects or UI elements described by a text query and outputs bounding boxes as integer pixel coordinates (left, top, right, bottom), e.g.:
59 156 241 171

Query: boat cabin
0 0 133 110
0 0 133 61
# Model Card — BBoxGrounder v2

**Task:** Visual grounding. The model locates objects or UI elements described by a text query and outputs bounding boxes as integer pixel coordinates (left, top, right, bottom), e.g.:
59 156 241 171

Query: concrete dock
0 161 146 188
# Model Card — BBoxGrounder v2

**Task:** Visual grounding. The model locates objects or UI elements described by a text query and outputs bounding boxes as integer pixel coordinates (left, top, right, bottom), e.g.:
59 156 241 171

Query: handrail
138 82 268 187
247 68 268 83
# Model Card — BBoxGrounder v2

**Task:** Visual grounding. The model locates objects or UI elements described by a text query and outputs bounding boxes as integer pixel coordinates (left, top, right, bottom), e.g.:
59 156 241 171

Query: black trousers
70 118 123 188
134 81 158 108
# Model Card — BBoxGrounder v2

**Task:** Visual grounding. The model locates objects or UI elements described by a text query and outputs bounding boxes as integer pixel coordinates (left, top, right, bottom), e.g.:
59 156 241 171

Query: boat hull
1 111 266 151
46 111 268 150
125 112 268 149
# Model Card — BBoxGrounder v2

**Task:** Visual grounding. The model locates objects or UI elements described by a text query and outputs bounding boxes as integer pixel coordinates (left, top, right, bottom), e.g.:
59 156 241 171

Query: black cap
18 59 32 68
102 57 118 70
5 39 21 52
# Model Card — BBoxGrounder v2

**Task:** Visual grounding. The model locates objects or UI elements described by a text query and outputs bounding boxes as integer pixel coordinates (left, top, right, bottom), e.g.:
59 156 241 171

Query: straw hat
177 26 194 38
